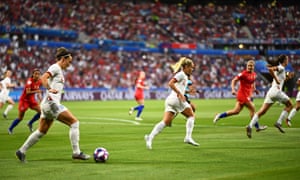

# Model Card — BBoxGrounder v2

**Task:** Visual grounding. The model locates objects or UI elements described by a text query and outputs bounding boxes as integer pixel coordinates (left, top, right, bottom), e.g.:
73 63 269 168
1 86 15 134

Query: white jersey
270 64 286 90
165 71 190 113
43 63 65 103
40 63 67 119
264 64 289 104
0 77 12 97
168 71 188 98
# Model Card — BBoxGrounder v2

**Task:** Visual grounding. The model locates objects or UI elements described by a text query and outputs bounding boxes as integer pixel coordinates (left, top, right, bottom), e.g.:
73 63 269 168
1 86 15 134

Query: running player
213 59 267 132
145 57 199 150
8 68 42 134
129 71 149 121
0 70 16 119
246 55 293 138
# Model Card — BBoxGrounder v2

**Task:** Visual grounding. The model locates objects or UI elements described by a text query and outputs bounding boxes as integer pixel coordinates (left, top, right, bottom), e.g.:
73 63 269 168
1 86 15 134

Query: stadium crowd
0 0 299 91
1 45 299 91
1 0 299 43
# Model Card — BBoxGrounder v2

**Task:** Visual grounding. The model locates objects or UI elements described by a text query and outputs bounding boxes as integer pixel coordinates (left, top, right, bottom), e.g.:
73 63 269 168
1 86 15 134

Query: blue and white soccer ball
93 147 109 163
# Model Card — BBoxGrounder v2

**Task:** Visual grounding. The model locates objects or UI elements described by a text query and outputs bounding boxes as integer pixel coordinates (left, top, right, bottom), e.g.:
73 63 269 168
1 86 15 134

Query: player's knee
70 121 79 129
38 128 49 135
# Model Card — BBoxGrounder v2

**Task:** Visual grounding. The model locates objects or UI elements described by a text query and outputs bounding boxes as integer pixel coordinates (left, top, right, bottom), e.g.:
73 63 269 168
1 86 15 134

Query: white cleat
144 134 152 150
135 117 143 121
128 107 134 115
256 125 268 132
213 114 220 124
184 138 199 146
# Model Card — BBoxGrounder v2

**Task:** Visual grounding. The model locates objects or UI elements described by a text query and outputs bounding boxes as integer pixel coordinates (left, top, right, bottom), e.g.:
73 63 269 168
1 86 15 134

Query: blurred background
1 0 299 100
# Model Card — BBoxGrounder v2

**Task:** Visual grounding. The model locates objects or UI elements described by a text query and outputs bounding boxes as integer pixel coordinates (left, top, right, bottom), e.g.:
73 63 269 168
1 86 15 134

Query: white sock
287 108 297 122
70 121 80 154
277 110 288 124
149 121 166 140
249 114 258 128
4 104 13 115
19 130 44 153
185 117 195 140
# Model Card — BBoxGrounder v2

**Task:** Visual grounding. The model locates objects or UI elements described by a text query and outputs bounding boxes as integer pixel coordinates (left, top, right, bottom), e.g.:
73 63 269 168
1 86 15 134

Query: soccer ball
93 147 109 163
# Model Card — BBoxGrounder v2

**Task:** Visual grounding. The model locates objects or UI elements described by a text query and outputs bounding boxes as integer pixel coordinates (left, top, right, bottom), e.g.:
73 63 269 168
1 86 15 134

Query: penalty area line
78 116 140 125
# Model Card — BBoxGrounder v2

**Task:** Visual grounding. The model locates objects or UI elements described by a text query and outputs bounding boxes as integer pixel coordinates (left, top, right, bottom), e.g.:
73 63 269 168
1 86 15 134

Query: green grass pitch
0 99 300 180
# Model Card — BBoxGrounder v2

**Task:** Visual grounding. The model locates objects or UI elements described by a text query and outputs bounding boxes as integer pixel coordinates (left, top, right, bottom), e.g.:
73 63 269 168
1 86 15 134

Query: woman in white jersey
0 70 16 119
285 77 300 127
145 57 199 150
16 47 90 162
246 55 293 138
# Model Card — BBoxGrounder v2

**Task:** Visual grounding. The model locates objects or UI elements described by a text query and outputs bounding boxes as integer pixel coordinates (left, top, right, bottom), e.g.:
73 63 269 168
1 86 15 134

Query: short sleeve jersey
236 70 256 98
19 77 42 102
45 63 65 103
0 77 12 97
169 71 188 98
271 64 286 90
135 78 145 94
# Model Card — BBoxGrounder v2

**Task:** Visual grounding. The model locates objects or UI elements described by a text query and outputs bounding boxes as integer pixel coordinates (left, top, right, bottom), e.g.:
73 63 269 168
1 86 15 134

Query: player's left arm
253 82 259 95
187 85 197 95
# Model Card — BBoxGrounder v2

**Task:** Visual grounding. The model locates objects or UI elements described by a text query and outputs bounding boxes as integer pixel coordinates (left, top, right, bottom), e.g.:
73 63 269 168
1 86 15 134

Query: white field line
78 116 300 130
78 116 141 125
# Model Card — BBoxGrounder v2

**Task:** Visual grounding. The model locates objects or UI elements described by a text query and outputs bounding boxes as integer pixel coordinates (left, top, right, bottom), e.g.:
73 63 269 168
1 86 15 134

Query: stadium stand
0 0 299 96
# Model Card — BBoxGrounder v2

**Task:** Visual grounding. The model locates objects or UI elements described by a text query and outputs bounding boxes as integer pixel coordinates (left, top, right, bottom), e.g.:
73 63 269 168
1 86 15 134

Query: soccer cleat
256 125 268 132
8 128 13 135
3 113 7 120
135 117 143 121
213 114 220 124
27 123 33 132
128 107 134 115
246 126 252 138
144 134 152 150
274 123 285 133
72 152 90 160
285 119 292 127
184 138 199 146
16 150 26 163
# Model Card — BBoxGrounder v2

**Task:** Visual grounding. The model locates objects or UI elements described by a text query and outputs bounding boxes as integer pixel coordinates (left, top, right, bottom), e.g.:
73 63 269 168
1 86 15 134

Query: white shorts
296 91 300 101
165 95 191 113
0 94 11 103
264 87 290 104
40 99 67 120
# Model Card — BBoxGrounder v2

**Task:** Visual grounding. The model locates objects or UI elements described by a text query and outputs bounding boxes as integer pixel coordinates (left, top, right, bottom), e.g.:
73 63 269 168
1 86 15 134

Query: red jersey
236 70 256 104
18 77 42 112
134 78 145 100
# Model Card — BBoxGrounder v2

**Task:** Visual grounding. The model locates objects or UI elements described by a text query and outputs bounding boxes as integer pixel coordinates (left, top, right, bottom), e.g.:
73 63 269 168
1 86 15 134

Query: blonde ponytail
171 57 186 73
171 57 194 73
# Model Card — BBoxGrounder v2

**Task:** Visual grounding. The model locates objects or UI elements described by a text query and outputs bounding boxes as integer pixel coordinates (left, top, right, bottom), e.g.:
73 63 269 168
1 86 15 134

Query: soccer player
8 69 42 134
213 59 267 132
128 71 149 121
15 47 90 162
172 64 196 112
246 55 294 138
285 76 300 127
0 70 16 119
144 57 199 150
